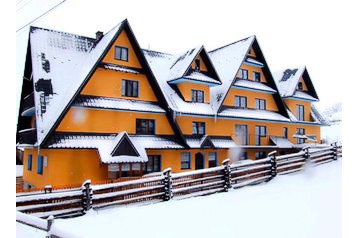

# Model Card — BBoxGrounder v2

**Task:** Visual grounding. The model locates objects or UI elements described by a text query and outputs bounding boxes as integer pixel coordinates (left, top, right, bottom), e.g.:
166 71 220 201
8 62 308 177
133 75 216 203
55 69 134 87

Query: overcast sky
16 0 352 111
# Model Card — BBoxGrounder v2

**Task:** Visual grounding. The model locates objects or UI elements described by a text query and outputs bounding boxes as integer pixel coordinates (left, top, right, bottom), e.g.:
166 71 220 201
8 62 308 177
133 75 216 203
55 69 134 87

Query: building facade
16 20 326 188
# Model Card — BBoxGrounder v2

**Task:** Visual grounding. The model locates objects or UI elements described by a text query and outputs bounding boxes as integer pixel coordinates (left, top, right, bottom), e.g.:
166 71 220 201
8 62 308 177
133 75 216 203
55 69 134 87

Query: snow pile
17 159 341 238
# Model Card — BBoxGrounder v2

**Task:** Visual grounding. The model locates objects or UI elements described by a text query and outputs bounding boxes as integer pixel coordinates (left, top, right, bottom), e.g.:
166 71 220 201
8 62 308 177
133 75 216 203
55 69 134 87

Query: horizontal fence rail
16 143 342 220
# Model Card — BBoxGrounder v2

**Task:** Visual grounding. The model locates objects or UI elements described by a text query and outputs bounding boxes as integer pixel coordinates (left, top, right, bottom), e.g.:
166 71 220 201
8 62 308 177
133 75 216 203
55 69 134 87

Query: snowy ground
17 159 341 238
321 122 342 144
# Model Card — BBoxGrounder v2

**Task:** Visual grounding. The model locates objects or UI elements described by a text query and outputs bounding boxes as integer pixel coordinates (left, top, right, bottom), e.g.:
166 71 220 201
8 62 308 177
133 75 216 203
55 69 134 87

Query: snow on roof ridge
208 35 255 53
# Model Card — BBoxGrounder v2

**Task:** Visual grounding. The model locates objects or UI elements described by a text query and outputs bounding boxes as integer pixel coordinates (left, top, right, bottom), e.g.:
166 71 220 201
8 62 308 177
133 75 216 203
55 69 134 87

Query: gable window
136 119 155 135
235 96 247 109
194 59 200 71
235 124 248 145
297 104 305 121
122 79 139 97
115 46 128 61
37 155 43 175
283 127 288 138
255 125 267 146
27 154 32 171
255 98 266 110
253 72 261 82
144 155 161 173
239 69 248 79
192 90 204 103
297 82 303 91
297 128 306 144
181 152 191 169
208 152 218 168
192 122 205 135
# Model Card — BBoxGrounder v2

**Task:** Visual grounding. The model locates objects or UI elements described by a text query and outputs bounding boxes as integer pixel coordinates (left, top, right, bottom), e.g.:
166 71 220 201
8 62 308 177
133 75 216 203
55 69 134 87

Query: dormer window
194 59 200 71
192 89 204 103
239 69 248 80
115 46 128 61
297 82 303 91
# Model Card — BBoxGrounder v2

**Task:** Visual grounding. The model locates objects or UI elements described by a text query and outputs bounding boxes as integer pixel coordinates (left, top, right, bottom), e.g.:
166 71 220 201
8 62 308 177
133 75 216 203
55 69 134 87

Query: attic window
115 46 128 61
297 82 303 91
194 59 200 71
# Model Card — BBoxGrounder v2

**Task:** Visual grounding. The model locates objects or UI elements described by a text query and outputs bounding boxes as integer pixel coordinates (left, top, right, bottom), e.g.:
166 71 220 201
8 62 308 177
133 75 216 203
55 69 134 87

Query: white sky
16 0 352 112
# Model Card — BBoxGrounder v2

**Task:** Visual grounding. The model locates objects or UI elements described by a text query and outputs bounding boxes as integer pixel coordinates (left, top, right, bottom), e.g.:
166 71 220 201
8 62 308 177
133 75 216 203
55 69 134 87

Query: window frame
297 128 306 144
192 122 206 135
122 79 139 98
297 104 305 121
144 155 161 173
208 152 218 168
136 119 155 135
194 59 200 71
235 124 248 145
283 127 288 138
181 152 191 170
192 89 204 103
253 71 261 82
255 98 266 110
234 95 247 109
37 155 43 175
27 154 32 171
255 125 267 146
239 69 248 80
114 46 129 61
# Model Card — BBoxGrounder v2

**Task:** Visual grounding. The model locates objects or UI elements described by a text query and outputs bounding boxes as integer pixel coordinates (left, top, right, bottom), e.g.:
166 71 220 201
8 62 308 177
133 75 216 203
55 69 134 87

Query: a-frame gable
200 135 215 149
111 132 140 157
300 67 319 100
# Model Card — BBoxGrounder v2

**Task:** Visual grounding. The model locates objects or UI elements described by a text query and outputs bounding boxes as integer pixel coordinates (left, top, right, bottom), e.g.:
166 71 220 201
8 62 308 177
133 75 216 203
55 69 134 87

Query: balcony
21 92 35 116
17 128 37 145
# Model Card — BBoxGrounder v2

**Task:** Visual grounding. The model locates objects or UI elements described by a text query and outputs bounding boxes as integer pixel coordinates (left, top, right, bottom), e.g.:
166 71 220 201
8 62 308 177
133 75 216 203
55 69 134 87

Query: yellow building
16 20 326 188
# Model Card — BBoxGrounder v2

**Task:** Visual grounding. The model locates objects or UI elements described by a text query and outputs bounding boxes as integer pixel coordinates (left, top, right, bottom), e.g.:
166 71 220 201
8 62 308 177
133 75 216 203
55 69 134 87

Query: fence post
44 185 52 194
81 179 93 214
267 151 277 181
222 159 231 192
46 215 54 238
303 146 310 163
162 168 173 201
331 142 338 160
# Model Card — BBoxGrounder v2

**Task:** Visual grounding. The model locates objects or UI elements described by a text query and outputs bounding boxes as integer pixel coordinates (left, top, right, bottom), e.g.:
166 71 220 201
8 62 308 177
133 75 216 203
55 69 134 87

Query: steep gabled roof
273 66 319 100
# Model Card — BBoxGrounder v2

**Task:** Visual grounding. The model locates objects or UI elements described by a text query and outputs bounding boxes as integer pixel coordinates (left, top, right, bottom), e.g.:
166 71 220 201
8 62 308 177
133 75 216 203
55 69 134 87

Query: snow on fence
16 143 342 220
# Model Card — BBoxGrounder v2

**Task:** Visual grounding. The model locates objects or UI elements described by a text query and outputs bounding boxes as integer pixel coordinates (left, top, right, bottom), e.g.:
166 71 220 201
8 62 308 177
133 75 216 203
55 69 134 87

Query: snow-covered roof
101 63 141 74
233 79 277 93
74 95 166 113
185 136 238 148
290 91 318 101
244 57 265 67
273 67 306 97
208 36 255 112
30 22 125 145
179 71 221 85
219 108 290 122
270 136 294 148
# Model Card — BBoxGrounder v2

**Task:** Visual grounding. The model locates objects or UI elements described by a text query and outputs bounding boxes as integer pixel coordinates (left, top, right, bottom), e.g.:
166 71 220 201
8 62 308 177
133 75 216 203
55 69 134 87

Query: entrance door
195 153 204 170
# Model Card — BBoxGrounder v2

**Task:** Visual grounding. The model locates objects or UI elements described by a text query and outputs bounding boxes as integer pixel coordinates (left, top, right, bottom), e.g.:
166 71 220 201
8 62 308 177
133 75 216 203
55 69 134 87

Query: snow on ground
16 165 23 177
322 123 342 144
17 159 341 238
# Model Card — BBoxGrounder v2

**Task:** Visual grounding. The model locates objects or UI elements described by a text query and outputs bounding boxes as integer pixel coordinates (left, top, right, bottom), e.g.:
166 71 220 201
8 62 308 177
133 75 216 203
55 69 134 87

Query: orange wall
81 68 158 102
190 54 208 72
23 148 108 188
177 82 210 103
223 88 278 111
237 64 267 83
285 99 311 122
57 107 174 135
102 30 142 68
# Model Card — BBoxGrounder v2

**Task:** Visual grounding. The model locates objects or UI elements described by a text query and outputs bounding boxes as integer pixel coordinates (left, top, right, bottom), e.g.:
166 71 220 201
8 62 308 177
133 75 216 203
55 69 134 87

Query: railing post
303 146 310 162
331 142 338 160
44 185 52 194
267 151 277 181
46 215 54 238
162 168 173 201
222 159 231 192
81 179 93 214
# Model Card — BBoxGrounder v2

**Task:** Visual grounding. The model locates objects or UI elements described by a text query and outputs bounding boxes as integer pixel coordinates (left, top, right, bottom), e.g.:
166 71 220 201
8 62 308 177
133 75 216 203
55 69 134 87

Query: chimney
95 31 104 42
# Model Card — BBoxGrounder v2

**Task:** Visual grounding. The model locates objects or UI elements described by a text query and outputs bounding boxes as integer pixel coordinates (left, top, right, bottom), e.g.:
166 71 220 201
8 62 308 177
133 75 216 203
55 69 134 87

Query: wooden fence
16 143 342 220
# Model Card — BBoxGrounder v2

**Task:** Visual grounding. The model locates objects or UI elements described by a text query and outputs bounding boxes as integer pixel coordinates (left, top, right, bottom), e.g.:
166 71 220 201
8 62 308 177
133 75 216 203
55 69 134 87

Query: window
255 98 266 110
208 152 218 168
122 80 139 97
297 82 303 91
181 152 191 169
194 59 200 71
253 72 261 82
192 90 204 103
235 96 247 109
297 105 305 121
283 127 288 138
240 152 248 160
136 119 155 135
255 126 267 145
235 124 248 145
27 154 32 171
144 155 161 173
255 152 267 160
297 128 305 144
192 122 205 135
115 46 128 61
121 163 130 177
239 69 248 79
37 155 43 175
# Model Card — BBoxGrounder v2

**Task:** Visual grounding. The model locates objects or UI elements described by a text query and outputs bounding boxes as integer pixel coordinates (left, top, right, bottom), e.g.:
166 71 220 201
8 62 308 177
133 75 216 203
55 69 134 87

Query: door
195 153 204 170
